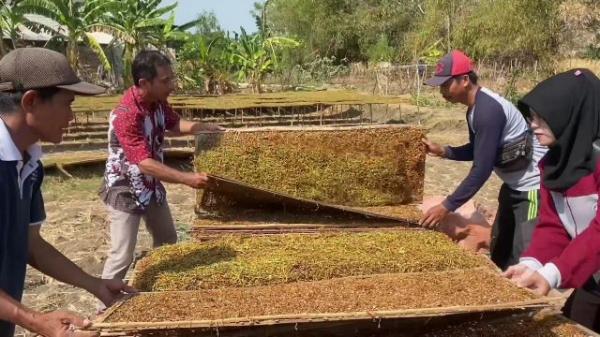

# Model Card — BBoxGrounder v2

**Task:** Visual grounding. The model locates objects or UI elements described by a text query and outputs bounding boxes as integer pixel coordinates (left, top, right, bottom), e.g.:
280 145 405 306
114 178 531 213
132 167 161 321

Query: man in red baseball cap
420 50 547 271
424 50 475 87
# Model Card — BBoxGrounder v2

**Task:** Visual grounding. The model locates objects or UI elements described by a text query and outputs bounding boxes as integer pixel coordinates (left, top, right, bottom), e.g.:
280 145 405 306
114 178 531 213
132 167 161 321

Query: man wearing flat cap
0 48 135 337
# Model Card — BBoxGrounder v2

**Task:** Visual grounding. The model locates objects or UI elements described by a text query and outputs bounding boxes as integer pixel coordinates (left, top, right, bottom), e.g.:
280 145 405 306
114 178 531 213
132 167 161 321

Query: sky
162 0 261 34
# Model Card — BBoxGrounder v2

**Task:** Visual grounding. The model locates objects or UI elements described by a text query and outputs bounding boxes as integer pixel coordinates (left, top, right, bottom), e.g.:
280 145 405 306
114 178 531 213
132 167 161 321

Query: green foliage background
266 0 566 64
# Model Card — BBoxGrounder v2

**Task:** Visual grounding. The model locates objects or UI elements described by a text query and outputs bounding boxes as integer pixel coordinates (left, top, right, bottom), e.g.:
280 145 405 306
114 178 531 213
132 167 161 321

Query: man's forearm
138 158 189 185
28 230 97 294
0 290 37 331
175 120 202 135
174 120 223 135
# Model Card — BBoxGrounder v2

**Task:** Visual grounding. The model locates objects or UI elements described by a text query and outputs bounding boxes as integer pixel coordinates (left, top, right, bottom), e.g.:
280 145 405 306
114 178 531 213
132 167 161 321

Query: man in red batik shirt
99 51 223 305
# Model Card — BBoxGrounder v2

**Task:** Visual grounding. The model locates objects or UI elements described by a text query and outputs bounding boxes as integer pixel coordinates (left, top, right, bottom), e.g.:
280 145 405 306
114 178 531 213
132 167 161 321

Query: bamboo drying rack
95 268 561 336
193 175 420 238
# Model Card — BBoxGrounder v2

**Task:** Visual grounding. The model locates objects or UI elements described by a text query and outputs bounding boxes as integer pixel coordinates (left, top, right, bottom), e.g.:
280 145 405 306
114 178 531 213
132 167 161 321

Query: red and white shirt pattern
100 86 180 213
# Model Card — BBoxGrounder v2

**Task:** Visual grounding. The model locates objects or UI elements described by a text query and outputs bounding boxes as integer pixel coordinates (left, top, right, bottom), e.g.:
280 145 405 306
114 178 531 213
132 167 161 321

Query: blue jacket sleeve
443 105 506 211
446 114 475 161
446 142 474 161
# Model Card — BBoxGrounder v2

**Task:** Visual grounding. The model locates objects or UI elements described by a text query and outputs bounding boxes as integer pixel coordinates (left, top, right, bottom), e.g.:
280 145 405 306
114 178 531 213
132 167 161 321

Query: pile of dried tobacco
195 126 425 208
132 231 488 292
107 268 535 323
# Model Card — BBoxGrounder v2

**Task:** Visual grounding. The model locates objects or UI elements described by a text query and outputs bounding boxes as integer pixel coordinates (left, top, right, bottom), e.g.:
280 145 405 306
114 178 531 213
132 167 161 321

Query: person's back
469 87 546 189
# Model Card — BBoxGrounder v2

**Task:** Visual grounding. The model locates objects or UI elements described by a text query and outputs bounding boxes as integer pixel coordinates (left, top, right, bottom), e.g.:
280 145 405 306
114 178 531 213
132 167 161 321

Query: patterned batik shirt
99 86 180 213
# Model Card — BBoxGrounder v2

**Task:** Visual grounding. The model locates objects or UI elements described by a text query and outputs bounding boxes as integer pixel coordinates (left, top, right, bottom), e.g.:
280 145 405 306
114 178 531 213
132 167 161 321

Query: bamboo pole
319 104 322 126
93 298 554 332
415 64 422 116
192 222 413 231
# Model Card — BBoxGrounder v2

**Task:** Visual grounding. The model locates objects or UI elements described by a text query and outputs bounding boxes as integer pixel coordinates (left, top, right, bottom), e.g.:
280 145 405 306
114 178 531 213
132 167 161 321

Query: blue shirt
0 119 45 337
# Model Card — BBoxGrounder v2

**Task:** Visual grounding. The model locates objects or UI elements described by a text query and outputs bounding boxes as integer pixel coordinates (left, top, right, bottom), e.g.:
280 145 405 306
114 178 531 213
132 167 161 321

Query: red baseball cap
425 50 474 86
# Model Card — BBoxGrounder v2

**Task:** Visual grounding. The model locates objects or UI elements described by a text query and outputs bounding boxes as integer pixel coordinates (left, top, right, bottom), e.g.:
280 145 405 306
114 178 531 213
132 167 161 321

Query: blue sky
163 0 261 34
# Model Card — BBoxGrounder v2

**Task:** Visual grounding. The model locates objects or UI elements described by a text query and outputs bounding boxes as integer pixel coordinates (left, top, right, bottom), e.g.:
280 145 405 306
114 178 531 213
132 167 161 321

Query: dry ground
16 102 503 336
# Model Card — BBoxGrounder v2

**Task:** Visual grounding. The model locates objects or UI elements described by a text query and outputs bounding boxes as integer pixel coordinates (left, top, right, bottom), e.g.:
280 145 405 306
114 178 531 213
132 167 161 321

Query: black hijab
518 69 600 191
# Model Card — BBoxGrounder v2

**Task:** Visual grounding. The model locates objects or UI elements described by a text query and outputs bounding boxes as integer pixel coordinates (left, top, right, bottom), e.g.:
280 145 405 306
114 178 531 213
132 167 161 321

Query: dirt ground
16 103 503 336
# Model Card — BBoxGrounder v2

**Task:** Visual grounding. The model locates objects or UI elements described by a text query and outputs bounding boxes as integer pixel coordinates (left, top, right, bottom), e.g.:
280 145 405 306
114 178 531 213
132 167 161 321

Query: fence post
415 63 422 116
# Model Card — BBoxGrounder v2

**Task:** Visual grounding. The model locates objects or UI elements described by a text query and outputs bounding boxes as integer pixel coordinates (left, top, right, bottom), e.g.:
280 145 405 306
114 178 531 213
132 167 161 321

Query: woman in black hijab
504 68 600 331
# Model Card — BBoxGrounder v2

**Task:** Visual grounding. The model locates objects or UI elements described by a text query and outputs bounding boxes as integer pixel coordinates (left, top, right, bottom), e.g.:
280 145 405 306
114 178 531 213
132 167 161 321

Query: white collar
0 118 43 162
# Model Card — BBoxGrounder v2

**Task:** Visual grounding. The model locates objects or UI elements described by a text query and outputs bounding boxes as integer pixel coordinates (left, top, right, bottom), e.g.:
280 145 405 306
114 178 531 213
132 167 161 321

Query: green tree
22 0 116 72
150 14 200 53
100 0 177 87
251 0 272 37
265 0 564 64
0 0 30 55
177 34 236 94
403 0 473 62
194 10 223 37
232 27 299 93
266 0 421 62
367 34 395 62
452 0 561 62
406 0 561 63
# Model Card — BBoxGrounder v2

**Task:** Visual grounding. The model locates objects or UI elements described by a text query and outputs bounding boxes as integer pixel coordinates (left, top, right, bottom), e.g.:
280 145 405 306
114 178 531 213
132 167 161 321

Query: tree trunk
123 45 134 88
253 72 263 94
0 39 6 57
67 40 79 73
262 0 270 37
9 28 19 50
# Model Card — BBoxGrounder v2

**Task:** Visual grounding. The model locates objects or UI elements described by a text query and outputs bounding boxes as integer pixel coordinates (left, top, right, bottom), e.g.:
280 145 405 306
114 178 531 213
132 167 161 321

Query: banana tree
232 28 299 93
21 0 116 73
178 34 236 95
99 0 177 87
151 14 201 53
0 0 29 55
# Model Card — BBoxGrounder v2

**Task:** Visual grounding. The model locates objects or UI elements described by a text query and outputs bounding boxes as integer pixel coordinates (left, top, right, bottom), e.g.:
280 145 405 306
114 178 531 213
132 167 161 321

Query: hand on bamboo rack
176 120 225 135
91 278 137 309
503 264 535 283
183 172 209 189
29 311 97 337
503 265 551 296
422 138 446 158
191 122 225 134
419 203 449 229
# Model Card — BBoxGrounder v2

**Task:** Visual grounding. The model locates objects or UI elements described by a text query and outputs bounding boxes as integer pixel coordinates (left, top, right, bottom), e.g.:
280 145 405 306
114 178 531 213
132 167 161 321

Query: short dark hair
452 71 478 85
0 87 61 114
132 50 172 86
467 71 478 85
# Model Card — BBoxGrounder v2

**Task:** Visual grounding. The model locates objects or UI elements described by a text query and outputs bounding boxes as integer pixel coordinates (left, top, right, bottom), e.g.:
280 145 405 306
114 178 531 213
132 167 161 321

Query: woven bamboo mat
93 268 559 336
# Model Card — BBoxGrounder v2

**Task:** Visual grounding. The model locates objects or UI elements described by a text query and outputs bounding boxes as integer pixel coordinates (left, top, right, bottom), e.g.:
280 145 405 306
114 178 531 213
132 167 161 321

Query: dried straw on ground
132 231 488 292
195 126 425 209
104 268 537 324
